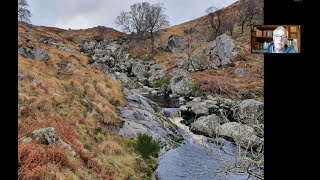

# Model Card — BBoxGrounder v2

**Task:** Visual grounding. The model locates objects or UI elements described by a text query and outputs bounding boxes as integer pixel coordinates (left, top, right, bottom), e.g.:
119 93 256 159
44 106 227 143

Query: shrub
151 77 170 88
134 133 160 159
154 106 161 113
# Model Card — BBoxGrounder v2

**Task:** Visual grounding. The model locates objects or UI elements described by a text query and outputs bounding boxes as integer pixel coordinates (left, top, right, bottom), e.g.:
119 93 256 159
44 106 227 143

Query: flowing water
155 116 250 180
143 93 257 180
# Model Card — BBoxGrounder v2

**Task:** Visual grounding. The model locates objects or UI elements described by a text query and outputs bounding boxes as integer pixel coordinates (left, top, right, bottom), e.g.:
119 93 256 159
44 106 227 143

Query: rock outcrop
167 35 183 53
216 122 263 150
191 114 222 136
169 68 193 97
118 88 181 149
18 46 50 61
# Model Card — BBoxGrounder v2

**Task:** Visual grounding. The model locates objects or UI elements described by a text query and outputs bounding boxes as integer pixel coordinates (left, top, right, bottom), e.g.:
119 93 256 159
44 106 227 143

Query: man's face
273 29 287 50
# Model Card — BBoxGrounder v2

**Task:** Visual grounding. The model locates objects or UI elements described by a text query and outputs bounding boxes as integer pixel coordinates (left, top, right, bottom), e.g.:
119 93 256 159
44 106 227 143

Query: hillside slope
18 0 264 178
18 21 150 179
147 0 263 101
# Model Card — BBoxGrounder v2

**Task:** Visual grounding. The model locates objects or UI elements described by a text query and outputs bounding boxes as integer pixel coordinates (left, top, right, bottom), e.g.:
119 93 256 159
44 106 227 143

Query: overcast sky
28 0 238 30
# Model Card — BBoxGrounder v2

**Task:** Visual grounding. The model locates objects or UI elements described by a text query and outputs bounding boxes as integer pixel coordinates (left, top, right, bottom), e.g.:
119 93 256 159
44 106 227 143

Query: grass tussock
18 22 147 179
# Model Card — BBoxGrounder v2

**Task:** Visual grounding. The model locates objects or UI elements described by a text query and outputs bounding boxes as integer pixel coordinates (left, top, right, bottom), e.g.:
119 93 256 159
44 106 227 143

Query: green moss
83 111 88 118
151 77 170 88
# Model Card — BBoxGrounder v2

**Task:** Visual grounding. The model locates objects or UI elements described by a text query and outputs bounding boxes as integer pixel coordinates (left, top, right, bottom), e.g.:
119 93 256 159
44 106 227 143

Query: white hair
274 26 288 37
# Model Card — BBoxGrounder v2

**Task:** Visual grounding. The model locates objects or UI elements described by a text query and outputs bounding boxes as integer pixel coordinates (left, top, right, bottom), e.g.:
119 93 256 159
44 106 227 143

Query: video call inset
251 25 301 54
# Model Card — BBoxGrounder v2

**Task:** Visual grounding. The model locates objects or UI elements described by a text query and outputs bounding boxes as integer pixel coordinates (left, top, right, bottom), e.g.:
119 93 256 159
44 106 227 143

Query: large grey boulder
210 34 239 66
209 97 241 123
114 59 133 73
239 99 264 124
19 127 76 157
169 68 193 97
216 122 263 150
99 40 119 53
81 41 96 55
123 88 157 112
168 35 183 53
118 88 181 149
18 46 50 61
148 64 167 83
92 49 112 62
88 40 130 72
185 101 209 116
191 114 222 136
91 62 110 74
132 62 148 84
158 42 170 52
177 54 220 71
113 72 142 89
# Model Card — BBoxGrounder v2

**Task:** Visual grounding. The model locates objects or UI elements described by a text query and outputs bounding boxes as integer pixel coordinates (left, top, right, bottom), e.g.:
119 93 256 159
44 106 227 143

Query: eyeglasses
273 34 287 39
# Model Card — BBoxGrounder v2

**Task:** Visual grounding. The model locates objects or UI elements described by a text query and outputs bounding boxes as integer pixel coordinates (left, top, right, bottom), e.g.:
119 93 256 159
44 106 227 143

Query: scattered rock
170 68 193 97
239 99 264 124
113 72 142 89
18 73 25 81
18 46 50 61
216 122 263 150
192 97 201 102
19 127 76 157
42 38 58 46
148 64 167 84
81 41 96 55
131 62 148 84
234 68 245 77
191 114 222 136
158 42 170 52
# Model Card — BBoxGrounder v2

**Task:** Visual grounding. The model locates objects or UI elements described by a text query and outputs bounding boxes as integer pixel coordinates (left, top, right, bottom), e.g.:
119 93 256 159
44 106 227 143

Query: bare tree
115 2 169 54
18 0 31 23
205 6 225 42
115 2 149 40
183 27 198 71
145 3 169 54
237 0 264 34
223 14 237 37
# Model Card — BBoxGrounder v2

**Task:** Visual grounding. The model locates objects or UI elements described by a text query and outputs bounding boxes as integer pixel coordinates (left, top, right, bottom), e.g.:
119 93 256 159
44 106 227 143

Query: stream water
143 94 255 180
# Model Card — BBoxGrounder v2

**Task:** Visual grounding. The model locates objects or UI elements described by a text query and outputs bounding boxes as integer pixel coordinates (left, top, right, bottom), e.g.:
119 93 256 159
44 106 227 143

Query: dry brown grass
18 143 73 180
191 58 264 101
99 140 124 155
18 1 264 177
18 22 142 179
153 52 185 67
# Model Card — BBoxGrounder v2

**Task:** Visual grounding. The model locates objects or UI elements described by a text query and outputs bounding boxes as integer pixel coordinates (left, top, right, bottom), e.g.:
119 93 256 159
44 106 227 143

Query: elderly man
268 26 297 53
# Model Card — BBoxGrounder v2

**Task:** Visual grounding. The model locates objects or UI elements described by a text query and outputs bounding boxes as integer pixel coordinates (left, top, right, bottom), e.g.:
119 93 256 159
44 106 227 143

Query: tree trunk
241 20 246 34
150 31 155 54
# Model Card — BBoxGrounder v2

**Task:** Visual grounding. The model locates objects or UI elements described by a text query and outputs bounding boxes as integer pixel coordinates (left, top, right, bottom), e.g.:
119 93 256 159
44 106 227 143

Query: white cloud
28 0 238 30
